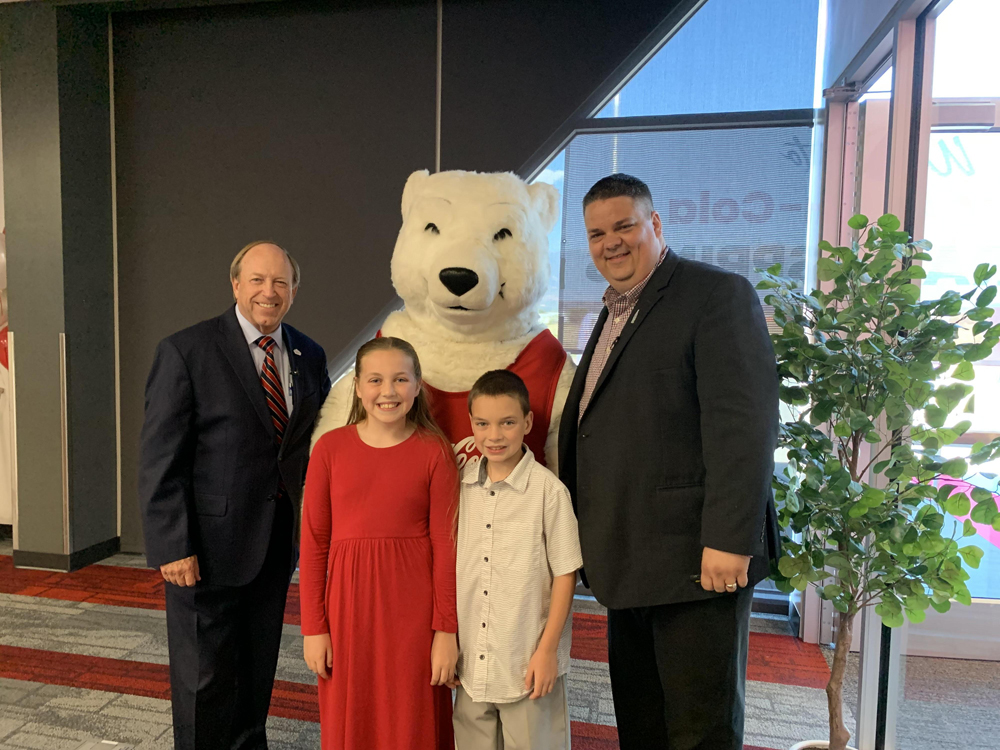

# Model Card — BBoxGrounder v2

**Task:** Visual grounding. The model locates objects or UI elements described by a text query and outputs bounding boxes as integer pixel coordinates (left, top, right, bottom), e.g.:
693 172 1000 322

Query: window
596 0 820 118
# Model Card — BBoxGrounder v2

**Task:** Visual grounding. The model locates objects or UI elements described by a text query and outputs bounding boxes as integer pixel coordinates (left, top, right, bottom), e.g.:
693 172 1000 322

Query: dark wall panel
440 0 685 174
114 0 437 550
58 8 118 551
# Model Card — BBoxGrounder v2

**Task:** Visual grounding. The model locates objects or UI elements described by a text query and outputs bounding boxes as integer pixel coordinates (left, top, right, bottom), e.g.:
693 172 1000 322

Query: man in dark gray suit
139 241 331 749
558 174 779 750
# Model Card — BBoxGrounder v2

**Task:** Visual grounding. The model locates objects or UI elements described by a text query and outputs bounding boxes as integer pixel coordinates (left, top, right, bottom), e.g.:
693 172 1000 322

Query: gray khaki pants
453 677 570 750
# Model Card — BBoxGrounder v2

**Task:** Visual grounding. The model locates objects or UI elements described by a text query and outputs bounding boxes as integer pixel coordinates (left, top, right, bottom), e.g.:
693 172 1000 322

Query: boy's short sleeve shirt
456 449 584 704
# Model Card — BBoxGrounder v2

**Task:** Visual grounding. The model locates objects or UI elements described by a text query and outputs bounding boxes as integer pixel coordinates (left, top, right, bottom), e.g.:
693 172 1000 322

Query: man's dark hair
468 370 531 417
582 173 654 215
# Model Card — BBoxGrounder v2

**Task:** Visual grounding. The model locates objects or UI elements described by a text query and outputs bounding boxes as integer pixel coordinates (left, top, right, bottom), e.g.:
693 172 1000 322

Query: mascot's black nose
439 267 479 297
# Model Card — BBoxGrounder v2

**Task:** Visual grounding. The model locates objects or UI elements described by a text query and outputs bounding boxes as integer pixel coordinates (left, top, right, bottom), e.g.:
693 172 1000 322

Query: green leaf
940 458 968 478
958 545 985 569
848 214 870 230
964 519 978 537
881 610 905 628
848 502 869 518
930 598 952 614
944 492 971 517
817 258 843 282
974 263 992 285
878 214 901 231
971 487 994 503
976 286 997 308
905 607 927 624
777 556 800 578
823 584 844 599
953 361 975 381
897 283 921 304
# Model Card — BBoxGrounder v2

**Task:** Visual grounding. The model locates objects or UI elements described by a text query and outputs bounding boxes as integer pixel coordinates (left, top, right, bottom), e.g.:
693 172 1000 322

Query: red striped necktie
256 335 289 444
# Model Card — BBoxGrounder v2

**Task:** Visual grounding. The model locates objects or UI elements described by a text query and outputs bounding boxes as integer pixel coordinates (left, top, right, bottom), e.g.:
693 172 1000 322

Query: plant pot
789 742 859 750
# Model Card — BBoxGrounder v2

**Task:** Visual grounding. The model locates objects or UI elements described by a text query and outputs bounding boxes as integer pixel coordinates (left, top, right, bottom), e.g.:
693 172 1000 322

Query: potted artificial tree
757 214 1000 750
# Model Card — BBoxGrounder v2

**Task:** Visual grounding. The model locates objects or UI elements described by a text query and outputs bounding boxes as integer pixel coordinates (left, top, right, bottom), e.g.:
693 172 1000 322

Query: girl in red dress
300 337 459 750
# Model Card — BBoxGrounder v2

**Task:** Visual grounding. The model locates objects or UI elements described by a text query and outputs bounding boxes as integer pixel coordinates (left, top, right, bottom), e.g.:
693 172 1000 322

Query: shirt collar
602 247 668 309
462 447 535 494
234 304 284 353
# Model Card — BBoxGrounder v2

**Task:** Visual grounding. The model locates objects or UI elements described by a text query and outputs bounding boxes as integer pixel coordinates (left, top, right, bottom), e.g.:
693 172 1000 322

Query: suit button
581 433 589 439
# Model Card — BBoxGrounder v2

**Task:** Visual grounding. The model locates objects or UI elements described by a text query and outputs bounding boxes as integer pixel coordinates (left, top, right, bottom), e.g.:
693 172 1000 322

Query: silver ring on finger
725 582 738 591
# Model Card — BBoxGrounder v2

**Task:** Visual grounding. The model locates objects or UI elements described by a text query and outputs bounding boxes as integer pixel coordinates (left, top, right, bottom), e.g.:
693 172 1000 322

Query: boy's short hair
468 370 531 417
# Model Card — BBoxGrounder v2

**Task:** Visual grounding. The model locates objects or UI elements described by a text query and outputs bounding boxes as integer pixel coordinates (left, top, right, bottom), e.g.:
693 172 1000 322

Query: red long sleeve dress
299 425 459 750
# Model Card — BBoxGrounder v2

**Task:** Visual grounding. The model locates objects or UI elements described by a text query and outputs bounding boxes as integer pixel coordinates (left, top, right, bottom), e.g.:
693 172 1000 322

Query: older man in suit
559 175 780 750
139 241 331 749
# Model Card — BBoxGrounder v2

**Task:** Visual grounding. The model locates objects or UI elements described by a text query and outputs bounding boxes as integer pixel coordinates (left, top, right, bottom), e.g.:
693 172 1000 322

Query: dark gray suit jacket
138 307 331 586
558 250 780 609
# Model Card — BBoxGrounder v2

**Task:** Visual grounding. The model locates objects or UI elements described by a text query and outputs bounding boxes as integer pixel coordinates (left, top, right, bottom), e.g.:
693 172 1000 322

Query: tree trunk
827 611 855 750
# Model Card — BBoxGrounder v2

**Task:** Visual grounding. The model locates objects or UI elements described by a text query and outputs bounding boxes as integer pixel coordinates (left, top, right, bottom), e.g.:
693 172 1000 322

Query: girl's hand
303 634 333 679
430 631 458 687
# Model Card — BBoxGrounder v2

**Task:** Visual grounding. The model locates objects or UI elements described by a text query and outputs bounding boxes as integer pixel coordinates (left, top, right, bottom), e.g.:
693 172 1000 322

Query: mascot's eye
425 223 440 234
493 227 512 241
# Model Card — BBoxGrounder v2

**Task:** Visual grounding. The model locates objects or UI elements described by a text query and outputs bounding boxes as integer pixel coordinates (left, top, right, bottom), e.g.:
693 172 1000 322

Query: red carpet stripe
0 556 303 626
1 555 828 690
0 645 785 749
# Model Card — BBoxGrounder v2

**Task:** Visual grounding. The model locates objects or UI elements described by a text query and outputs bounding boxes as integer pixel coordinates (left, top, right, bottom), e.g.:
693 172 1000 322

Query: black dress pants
165 501 294 750
607 586 754 750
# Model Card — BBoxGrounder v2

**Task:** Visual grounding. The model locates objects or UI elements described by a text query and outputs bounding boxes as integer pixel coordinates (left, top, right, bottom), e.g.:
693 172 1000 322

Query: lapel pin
293 349 302 356
631 308 640 324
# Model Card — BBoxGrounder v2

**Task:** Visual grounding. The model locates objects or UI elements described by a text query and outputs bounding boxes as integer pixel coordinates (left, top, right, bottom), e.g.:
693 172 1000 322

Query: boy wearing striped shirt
453 370 583 749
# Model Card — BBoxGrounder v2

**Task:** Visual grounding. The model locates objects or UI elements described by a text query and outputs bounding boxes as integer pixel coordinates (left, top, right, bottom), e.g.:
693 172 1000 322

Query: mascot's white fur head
391 170 560 343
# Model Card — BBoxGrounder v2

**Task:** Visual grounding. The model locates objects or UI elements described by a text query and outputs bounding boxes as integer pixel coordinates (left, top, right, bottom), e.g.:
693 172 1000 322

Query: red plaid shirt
578 250 666 422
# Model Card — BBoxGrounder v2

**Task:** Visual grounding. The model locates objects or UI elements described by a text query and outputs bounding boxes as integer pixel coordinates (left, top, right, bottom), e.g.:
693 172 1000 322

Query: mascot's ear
401 170 431 220
527 182 560 234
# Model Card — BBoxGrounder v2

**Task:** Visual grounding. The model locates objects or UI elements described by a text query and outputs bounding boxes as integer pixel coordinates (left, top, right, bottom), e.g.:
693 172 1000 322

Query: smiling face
354 348 421 427
470 394 533 473
584 196 663 294
231 243 297 334
390 170 559 340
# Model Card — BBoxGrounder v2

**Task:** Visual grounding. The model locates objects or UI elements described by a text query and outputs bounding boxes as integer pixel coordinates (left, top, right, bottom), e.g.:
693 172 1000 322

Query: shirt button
482 622 486 628
484 590 488 596
479 654 485 660
489 491 495 496
486 524 491 529
484 556 489 562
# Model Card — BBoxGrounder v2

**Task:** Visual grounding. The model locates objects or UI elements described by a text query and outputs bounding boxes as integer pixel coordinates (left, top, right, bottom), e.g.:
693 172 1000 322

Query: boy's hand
525 645 558 699
430 631 458 686
303 634 333 679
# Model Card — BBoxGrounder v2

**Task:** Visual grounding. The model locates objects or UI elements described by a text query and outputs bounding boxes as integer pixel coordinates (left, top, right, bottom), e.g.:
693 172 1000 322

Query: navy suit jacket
138 307 331 586
558 251 780 609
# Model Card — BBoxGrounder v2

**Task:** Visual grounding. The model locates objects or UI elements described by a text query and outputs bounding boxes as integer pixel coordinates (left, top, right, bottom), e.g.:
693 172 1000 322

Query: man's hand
303 634 333 679
700 547 750 593
525 645 558 700
159 555 200 587
430 631 458 687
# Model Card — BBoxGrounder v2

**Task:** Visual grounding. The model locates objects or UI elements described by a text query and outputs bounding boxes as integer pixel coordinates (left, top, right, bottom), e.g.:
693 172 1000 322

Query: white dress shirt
234 305 294 415
456 448 583 703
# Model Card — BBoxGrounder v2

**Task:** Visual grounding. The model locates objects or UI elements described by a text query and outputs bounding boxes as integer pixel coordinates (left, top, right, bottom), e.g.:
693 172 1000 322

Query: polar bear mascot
313 169 575 471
